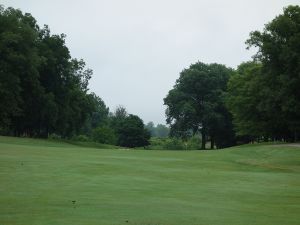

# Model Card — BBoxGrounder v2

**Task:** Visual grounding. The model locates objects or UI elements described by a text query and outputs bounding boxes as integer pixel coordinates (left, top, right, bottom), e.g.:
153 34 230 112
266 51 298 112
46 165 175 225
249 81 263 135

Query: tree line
0 6 150 148
1 5 299 149
164 5 300 149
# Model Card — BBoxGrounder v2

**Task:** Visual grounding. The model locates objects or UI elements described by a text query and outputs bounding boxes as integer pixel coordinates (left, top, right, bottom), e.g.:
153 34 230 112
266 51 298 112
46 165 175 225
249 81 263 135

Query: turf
0 136 299 225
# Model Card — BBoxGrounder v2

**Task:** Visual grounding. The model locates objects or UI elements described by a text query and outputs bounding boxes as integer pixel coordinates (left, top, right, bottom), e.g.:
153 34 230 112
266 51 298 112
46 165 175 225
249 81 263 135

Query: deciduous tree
164 62 235 149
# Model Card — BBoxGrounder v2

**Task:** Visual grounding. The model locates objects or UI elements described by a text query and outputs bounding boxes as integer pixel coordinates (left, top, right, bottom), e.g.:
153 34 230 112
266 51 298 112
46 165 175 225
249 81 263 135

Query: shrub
186 135 202 150
164 138 184 150
71 135 90 142
92 127 116 145
48 133 62 140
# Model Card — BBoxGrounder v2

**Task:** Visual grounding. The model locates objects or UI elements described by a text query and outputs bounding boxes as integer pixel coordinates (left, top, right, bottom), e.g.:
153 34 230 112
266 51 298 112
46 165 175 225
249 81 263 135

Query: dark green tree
88 93 109 128
0 6 41 135
107 106 150 147
37 27 94 137
230 5 300 141
164 62 235 149
226 62 266 138
0 6 101 138
115 114 150 148
92 126 116 145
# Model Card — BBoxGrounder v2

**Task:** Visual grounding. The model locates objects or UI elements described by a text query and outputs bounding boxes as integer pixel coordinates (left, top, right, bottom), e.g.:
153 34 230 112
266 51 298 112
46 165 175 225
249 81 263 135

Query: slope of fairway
0 136 299 225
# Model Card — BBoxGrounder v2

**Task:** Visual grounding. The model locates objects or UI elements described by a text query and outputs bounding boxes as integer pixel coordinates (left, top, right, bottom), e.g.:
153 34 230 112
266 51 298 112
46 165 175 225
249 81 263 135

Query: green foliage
92 126 116 145
145 122 170 138
0 6 103 138
115 114 150 148
0 6 39 132
107 107 150 148
144 137 166 150
145 122 155 136
80 93 109 136
164 138 185 150
89 94 109 129
2 4 299 145
164 62 236 149
147 137 185 150
156 124 170 137
48 133 62 140
226 5 300 141
187 135 202 149
248 5 300 140
227 62 266 137
71 135 90 142
146 136 202 150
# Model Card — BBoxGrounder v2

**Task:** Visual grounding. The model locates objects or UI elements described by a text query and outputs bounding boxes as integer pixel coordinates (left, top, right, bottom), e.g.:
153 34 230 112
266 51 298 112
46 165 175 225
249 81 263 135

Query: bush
186 135 201 150
114 115 150 148
146 136 202 150
48 133 62 140
71 135 90 142
145 137 166 150
92 127 116 145
164 138 185 150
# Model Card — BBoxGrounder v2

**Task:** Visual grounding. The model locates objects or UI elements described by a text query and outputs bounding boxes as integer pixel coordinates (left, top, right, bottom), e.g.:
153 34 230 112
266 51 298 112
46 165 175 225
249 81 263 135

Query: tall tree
0 6 100 138
164 62 235 149
226 62 267 138
236 5 300 141
0 6 42 136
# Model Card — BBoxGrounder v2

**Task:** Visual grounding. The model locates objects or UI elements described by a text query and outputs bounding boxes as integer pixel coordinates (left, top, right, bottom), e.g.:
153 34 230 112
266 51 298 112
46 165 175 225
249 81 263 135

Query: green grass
0 136 299 225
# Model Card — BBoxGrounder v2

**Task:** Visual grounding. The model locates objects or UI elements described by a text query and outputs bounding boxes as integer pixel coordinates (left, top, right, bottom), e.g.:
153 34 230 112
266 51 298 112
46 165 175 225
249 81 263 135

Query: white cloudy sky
2 0 299 124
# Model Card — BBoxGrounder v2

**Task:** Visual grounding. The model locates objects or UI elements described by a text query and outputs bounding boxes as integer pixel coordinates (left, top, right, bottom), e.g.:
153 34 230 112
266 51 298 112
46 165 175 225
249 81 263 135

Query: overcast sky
2 0 299 125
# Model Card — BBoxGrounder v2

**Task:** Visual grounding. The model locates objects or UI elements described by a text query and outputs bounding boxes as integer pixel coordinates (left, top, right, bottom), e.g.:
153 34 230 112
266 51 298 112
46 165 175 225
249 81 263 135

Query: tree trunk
201 131 206 150
210 138 214 150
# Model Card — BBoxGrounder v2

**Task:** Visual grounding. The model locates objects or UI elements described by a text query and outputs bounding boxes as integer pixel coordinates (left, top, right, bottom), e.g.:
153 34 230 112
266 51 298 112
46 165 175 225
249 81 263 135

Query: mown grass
0 136 299 225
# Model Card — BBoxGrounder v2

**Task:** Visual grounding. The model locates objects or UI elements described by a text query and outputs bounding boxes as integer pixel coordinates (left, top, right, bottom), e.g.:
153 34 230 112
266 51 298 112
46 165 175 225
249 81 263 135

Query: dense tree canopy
109 106 150 147
116 115 150 148
1 4 299 148
164 62 235 149
227 5 300 141
0 6 101 138
0 6 150 148
226 62 267 137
